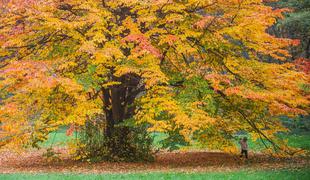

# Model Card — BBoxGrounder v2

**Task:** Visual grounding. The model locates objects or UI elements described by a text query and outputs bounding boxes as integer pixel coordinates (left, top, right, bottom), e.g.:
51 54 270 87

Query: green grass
42 130 168 148
244 133 310 152
5 130 310 179
43 129 310 152
1 168 309 180
283 133 310 150
41 127 76 147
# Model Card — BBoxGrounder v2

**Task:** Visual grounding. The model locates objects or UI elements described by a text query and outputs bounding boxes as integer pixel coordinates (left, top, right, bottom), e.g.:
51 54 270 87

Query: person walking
239 137 248 159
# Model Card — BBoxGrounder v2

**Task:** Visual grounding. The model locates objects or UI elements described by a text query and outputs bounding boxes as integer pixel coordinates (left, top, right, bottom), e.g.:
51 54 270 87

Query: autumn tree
265 0 310 131
0 0 309 161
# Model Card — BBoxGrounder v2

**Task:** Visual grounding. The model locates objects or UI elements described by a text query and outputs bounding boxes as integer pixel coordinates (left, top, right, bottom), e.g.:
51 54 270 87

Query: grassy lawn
1 168 309 180
246 133 310 152
284 133 310 151
41 127 76 147
3 129 310 179
42 128 310 152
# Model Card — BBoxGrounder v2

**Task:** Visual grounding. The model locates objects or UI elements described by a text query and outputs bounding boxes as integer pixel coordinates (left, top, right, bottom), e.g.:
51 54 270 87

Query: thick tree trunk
102 88 113 138
101 73 144 154
305 38 310 59
78 74 146 161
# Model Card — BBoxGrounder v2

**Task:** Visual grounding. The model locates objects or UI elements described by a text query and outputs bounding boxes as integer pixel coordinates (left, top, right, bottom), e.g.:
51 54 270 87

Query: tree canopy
0 0 309 158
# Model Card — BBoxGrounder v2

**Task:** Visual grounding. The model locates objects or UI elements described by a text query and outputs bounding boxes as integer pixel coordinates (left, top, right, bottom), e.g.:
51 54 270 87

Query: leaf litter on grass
0 148 309 174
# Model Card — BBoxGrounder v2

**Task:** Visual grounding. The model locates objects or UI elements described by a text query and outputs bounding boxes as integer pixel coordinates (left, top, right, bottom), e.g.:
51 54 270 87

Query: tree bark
102 88 113 138
101 73 144 152
305 38 310 59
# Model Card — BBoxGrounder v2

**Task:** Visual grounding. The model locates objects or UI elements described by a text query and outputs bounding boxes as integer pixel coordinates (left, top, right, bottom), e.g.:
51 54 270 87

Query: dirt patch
0 148 309 173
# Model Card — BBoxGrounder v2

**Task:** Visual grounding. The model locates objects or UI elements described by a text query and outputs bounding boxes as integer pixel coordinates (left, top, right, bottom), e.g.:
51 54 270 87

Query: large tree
0 0 309 160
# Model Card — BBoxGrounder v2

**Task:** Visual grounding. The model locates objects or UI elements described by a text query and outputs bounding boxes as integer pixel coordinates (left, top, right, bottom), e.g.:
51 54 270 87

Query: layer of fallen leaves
0 148 309 174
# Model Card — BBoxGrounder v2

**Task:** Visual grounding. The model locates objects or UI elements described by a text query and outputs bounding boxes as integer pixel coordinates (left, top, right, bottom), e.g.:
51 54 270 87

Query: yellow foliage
0 0 308 154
